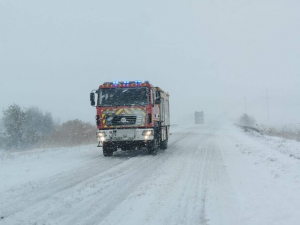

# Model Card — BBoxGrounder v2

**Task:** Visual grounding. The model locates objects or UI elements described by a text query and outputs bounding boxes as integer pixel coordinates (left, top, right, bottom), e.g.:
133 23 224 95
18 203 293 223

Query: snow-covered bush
239 113 256 127
23 107 54 148
2 104 54 150
2 104 26 149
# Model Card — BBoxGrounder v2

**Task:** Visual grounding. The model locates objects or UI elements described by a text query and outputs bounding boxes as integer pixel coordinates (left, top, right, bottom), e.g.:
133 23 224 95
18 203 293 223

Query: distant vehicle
90 81 170 156
195 111 204 124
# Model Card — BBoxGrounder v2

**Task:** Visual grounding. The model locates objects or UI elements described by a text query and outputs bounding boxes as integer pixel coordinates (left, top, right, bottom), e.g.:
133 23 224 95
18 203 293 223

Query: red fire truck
90 80 170 156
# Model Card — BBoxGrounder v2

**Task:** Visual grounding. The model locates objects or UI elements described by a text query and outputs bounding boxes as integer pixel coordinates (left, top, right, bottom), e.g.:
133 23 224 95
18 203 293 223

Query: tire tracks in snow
0 130 193 225
64 131 194 225
1 126 238 225
98 126 241 225
97 129 213 225
0 154 143 220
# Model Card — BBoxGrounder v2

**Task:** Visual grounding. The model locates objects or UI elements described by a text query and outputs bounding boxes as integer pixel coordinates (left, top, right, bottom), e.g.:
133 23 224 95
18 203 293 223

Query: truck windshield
98 87 150 106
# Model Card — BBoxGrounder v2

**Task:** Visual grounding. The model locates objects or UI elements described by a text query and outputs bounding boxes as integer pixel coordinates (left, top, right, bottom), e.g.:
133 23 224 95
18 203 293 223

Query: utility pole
266 89 270 123
244 96 247 114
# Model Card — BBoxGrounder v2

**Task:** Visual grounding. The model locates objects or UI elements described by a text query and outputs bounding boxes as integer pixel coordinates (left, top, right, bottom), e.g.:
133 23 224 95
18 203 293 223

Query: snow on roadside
0 145 99 193
245 130 300 160
219 125 300 225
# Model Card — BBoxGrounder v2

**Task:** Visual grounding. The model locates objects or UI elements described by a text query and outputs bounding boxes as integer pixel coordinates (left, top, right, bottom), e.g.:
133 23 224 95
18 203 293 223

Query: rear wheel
160 127 168 150
103 143 113 157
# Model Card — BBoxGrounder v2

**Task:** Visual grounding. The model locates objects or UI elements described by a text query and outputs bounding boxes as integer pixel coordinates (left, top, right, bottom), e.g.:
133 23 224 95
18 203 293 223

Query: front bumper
97 128 154 145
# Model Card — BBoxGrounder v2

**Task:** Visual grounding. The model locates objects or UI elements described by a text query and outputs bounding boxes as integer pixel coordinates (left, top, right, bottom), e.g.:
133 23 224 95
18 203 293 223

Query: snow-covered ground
1 124 300 225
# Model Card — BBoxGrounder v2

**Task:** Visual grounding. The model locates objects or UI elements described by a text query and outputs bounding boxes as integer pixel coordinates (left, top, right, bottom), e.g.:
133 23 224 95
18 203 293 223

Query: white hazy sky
1 0 300 126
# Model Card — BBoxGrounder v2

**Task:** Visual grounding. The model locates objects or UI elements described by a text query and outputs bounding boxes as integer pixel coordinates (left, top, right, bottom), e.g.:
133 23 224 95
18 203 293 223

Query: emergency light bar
103 80 148 85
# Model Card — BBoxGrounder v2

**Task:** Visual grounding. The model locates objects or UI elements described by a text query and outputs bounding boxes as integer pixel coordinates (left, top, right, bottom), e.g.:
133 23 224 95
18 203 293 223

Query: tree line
0 104 96 150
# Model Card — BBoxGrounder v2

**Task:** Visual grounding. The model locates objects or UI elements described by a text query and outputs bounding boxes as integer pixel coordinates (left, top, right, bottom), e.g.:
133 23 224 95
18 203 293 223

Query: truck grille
105 115 136 126
105 114 144 126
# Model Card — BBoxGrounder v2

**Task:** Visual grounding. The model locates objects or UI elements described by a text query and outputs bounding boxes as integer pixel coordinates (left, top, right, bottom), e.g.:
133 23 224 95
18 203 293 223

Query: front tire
147 139 158 155
160 140 168 150
103 143 113 157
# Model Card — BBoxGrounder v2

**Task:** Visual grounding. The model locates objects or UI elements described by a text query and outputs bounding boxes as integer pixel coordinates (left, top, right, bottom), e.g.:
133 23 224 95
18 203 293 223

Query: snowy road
1 124 300 225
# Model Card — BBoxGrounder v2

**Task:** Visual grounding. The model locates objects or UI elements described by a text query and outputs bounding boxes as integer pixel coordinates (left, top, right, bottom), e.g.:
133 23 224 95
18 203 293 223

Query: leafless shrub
260 124 300 141
38 119 97 148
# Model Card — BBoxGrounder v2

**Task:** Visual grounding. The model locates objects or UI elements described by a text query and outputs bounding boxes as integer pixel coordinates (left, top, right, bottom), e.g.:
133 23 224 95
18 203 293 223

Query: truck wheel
147 140 158 155
103 143 113 157
160 128 168 150
160 140 168 150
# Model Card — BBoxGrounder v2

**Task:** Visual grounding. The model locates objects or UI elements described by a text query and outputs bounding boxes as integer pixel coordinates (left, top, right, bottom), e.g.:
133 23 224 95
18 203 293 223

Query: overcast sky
1 0 300 126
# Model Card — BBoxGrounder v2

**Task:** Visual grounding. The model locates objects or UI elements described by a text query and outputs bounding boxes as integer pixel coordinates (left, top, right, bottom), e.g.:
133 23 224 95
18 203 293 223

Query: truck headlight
97 132 107 137
100 137 106 142
142 130 153 136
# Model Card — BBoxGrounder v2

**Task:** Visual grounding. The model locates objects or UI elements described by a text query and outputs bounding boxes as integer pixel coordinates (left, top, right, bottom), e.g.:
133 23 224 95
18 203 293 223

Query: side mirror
90 93 95 106
155 98 161 104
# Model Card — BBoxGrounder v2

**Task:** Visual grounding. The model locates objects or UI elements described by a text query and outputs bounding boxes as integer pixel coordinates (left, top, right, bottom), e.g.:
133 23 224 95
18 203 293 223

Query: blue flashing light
135 80 142 84
144 80 149 84
113 81 119 85
124 81 129 84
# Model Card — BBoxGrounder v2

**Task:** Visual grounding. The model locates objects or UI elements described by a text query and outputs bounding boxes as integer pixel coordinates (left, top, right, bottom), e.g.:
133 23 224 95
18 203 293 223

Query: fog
1 0 299 126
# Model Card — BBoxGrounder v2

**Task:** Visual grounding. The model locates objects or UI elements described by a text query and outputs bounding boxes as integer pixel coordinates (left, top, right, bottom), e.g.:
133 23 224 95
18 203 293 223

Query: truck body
195 111 204 124
90 81 170 156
